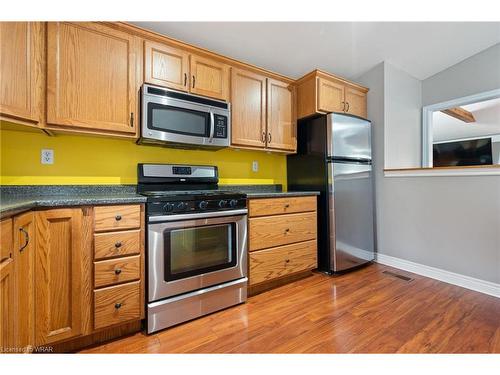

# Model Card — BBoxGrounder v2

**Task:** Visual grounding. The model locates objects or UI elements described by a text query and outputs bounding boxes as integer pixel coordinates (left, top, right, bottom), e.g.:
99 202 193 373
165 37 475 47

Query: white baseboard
375 253 500 298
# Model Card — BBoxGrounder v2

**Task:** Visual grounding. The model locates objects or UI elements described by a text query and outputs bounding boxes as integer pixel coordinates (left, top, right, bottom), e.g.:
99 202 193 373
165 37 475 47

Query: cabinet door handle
346 102 350 112
284 204 290 208
284 228 290 233
192 75 195 88
114 242 122 248
184 73 187 87
261 132 266 143
115 215 122 221
130 112 134 127
114 269 122 275
115 303 122 309
285 259 290 263
268 133 272 143
341 101 346 112
19 227 29 252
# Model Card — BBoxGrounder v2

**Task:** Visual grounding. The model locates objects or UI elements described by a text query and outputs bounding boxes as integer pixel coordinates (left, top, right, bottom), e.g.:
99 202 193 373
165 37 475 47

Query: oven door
148 210 248 302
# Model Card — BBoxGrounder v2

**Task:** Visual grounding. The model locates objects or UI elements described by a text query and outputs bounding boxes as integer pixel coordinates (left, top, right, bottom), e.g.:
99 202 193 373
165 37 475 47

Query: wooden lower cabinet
0 257 15 352
35 208 85 345
247 196 318 294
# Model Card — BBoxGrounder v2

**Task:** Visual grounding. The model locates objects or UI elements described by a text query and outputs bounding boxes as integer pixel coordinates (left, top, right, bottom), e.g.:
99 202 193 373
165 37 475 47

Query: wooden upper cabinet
0 22 44 126
46 22 141 136
317 77 345 113
190 54 230 101
231 68 267 148
296 70 368 120
267 79 296 151
144 41 189 91
35 208 84 345
345 86 367 118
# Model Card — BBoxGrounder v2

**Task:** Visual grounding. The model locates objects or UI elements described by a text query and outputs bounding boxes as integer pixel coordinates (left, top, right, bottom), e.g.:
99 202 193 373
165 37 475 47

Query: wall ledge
376 253 500 298
384 166 500 177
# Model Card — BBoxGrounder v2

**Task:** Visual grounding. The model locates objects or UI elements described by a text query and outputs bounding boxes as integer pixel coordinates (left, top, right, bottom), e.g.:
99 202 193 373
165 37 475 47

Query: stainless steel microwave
139 84 231 149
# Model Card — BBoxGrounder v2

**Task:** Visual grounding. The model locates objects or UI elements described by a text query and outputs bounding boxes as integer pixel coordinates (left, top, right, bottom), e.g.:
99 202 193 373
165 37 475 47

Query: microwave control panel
213 115 228 139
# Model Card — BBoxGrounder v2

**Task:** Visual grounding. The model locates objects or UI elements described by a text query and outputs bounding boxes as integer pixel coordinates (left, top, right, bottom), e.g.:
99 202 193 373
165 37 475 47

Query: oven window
164 223 237 281
148 103 209 137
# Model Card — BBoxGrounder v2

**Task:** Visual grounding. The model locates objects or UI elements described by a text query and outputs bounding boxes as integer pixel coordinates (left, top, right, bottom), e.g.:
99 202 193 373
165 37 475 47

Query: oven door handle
148 209 248 223
208 111 215 142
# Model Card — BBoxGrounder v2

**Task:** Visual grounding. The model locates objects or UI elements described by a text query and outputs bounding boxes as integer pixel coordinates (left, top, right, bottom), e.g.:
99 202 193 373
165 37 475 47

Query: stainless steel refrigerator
287 112 375 273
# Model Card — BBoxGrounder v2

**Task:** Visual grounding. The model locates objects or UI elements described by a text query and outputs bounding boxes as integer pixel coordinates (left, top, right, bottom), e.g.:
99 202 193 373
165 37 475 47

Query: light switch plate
252 161 259 172
41 149 54 165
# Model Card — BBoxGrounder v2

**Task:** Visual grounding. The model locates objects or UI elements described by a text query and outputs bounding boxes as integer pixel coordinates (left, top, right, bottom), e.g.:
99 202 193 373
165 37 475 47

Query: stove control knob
163 203 175 213
199 200 209 210
176 202 188 211
229 199 238 208
218 200 227 208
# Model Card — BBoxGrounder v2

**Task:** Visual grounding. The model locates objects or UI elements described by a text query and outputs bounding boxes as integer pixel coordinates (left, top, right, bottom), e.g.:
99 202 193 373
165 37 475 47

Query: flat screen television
433 138 492 167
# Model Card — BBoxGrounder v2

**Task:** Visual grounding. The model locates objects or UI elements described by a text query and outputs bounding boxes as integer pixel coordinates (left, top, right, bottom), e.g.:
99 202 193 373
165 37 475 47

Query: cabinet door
345 86 367 119
47 22 140 136
144 41 189 91
266 79 296 152
317 77 345 113
13 212 35 350
35 208 83 345
231 68 267 148
0 22 43 126
0 218 15 353
190 54 230 101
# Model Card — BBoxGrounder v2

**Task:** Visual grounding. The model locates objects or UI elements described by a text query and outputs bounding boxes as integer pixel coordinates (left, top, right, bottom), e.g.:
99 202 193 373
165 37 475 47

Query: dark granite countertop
0 184 320 218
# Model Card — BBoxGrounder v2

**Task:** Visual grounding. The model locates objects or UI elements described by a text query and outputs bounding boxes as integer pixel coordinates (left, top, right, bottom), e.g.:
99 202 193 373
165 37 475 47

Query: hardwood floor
80 263 500 353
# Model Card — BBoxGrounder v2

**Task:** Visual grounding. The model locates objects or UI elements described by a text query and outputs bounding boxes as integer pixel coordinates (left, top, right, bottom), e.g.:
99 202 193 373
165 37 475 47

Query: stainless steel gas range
137 163 248 333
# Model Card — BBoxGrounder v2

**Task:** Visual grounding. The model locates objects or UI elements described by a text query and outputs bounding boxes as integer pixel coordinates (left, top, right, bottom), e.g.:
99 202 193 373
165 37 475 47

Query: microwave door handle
209 111 215 142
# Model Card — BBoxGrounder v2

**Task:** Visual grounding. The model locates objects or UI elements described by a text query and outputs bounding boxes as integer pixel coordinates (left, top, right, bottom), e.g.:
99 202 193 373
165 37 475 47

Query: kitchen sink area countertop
0 184 320 219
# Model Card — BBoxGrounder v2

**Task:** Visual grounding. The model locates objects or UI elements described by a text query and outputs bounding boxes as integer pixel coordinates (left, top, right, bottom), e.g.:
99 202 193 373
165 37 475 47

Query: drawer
249 212 317 251
94 281 141 330
94 255 141 288
94 205 141 232
0 219 13 262
249 196 316 217
94 229 141 260
249 240 317 286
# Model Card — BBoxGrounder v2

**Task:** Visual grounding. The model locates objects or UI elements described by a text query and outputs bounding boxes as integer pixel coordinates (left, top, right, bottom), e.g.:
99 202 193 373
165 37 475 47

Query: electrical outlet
252 161 259 172
41 149 54 165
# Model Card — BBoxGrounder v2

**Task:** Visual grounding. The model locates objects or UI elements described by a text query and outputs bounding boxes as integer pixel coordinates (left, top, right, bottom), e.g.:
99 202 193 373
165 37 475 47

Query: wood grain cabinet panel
94 229 141 260
231 68 267 148
94 255 141 288
190 54 230 101
94 281 141 330
13 212 35 350
249 196 317 217
267 78 296 152
249 240 317 286
0 257 15 352
345 86 367 118
46 22 141 137
0 22 44 127
249 212 317 251
144 40 189 91
0 219 13 263
94 205 141 232
317 77 345 113
35 208 84 345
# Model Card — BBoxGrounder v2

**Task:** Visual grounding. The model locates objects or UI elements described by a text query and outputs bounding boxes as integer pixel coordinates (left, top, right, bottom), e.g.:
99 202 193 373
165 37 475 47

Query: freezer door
327 113 372 161
328 161 374 272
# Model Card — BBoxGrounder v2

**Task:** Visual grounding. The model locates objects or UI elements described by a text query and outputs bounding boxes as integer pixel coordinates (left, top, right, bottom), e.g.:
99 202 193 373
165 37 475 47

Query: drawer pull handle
284 204 290 208
115 303 122 309
285 259 290 263
115 215 122 221
114 269 122 275
114 242 122 248
285 228 290 233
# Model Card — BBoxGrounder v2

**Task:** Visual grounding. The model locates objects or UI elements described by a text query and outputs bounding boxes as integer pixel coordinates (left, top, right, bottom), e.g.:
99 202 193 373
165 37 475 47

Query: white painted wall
358 46 500 284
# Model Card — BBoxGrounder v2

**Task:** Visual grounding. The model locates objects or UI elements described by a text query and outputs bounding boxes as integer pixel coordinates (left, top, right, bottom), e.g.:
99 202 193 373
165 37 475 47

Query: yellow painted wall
0 129 287 186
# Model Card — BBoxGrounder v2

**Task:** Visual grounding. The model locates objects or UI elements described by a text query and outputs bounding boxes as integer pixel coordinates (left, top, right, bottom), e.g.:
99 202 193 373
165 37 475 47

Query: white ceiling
433 97 500 142
131 22 500 80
